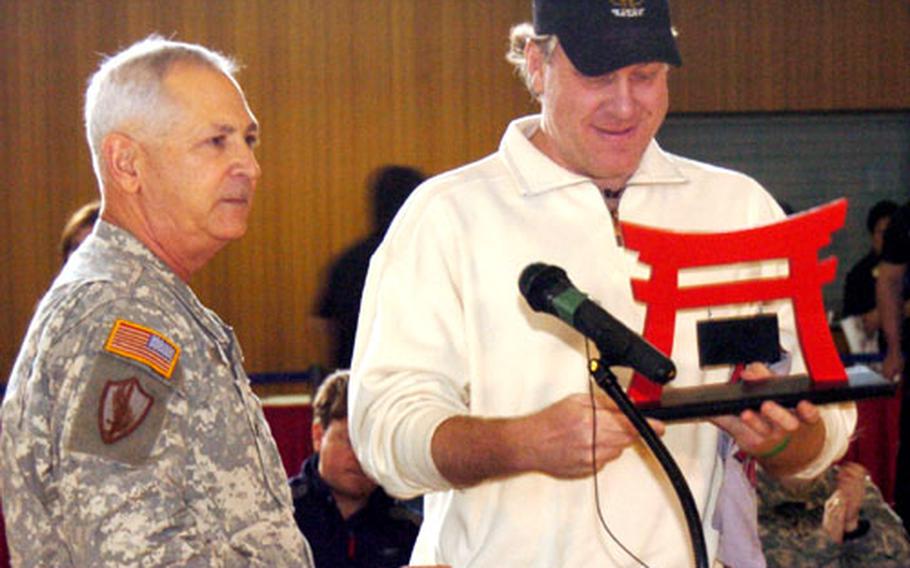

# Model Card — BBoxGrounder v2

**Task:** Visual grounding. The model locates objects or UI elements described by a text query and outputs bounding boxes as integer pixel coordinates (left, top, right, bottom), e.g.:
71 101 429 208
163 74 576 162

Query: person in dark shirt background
289 370 420 568
316 165 427 369
842 199 898 340
877 198 910 531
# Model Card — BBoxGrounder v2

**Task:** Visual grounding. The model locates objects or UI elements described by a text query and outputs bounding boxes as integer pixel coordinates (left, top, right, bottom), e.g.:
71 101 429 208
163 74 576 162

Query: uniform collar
91 220 182 287
86 221 235 346
501 114 688 196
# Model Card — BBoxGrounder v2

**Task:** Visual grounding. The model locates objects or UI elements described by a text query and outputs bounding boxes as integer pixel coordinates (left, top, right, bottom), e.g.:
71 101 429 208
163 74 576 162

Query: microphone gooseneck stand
589 358 709 568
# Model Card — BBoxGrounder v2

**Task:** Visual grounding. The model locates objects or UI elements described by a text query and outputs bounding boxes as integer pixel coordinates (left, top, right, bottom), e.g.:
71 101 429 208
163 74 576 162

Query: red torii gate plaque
623 199 848 404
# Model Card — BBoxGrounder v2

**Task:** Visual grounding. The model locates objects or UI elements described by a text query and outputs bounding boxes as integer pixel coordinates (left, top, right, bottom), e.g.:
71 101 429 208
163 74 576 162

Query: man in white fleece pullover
349 1 856 566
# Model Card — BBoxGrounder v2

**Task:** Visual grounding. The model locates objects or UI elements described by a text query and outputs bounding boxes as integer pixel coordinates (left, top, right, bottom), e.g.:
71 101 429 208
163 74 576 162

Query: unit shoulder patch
65 352 179 465
98 377 154 444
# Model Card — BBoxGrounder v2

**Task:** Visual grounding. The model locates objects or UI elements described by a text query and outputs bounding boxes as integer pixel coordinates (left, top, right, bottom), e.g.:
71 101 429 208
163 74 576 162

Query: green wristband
757 434 792 459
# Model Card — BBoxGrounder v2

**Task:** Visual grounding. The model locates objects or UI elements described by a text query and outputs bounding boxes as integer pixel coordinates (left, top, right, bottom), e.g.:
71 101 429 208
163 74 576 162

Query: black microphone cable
584 339 651 568
520 262 707 567
586 339 710 568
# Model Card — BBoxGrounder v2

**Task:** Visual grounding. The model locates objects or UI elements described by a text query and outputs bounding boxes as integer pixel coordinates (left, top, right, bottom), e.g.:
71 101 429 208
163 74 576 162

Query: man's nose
603 78 635 118
235 144 261 181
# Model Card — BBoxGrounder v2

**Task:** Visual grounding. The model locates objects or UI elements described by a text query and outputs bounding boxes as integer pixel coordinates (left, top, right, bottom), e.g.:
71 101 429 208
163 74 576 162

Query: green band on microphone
552 288 587 323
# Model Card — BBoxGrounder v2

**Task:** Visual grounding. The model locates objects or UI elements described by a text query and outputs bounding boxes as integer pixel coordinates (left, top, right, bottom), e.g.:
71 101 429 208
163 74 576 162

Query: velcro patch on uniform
104 319 180 379
66 354 177 465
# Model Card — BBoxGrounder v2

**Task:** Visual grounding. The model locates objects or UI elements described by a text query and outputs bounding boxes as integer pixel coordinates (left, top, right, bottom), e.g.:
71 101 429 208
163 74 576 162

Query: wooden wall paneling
205 0 538 373
1 1 91 378
0 1 20 378
3 0 909 381
192 1 293 372
231 0 324 372
880 1 910 106
671 0 910 112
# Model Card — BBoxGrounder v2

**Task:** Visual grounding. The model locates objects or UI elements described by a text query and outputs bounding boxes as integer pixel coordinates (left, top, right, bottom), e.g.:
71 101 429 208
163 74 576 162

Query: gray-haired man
1 36 312 566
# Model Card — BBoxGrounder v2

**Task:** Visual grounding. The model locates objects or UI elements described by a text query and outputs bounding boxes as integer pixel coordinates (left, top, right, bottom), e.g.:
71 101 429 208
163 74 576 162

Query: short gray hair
84 35 238 183
505 23 558 97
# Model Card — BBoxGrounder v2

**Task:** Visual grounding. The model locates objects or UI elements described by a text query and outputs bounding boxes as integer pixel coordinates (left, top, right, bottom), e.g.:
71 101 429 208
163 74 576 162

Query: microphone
519 262 676 384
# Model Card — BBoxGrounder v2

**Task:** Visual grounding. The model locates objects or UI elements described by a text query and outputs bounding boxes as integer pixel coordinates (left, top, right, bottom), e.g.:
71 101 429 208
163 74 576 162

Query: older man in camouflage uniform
0 36 313 566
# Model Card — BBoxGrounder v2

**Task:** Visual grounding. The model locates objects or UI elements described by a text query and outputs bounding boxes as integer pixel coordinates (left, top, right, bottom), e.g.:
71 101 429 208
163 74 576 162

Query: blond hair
505 22 557 97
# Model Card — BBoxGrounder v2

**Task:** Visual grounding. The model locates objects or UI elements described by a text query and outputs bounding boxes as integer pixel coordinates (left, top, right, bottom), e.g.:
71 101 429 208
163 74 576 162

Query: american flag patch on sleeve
104 319 181 379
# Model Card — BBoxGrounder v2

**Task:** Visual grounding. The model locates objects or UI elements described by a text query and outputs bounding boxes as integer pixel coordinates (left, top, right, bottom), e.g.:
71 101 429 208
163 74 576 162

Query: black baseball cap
533 0 682 77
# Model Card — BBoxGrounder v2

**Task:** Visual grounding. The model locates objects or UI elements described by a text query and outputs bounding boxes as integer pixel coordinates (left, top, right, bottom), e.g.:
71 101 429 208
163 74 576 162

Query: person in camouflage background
0 36 313 566
757 462 910 567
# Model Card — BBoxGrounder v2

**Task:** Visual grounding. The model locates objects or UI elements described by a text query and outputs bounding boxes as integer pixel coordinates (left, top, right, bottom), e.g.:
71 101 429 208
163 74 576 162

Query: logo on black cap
611 0 645 18
533 0 682 77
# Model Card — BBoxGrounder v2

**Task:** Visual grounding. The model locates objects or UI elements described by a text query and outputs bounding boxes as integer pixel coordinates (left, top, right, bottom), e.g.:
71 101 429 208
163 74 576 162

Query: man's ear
102 133 142 194
311 421 324 453
525 40 546 97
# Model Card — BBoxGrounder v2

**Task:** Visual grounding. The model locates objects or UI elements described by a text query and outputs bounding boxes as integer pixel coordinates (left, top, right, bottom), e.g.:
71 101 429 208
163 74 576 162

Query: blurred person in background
841 199 899 349
59 200 101 262
877 198 910 530
316 164 426 369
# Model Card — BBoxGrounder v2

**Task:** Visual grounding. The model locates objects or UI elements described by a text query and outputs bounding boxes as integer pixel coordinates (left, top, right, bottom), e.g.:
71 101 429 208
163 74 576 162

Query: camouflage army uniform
0 221 313 567
757 466 910 567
